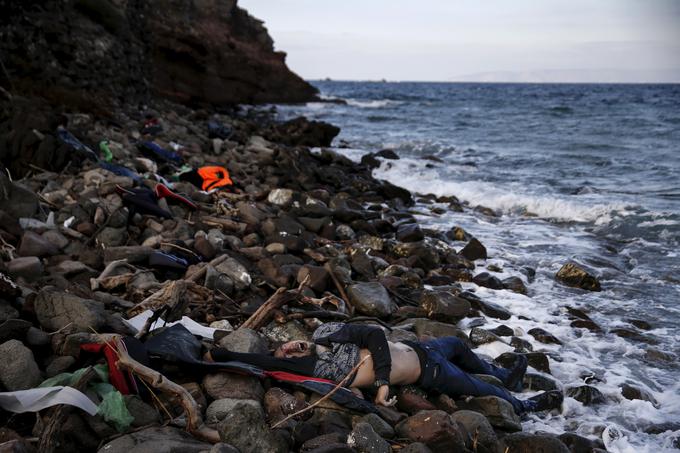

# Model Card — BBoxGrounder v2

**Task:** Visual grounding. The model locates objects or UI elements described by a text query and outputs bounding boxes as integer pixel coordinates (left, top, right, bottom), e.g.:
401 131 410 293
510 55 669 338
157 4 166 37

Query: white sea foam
345 99 400 108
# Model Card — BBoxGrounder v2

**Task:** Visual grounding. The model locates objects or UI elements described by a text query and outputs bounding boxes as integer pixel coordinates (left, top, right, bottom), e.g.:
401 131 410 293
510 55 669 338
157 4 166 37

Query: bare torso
349 341 421 388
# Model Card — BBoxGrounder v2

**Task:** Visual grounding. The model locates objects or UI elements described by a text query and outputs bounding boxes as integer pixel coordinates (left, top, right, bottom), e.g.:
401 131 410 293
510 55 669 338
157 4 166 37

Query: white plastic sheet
0 386 98 415
124 309 220 339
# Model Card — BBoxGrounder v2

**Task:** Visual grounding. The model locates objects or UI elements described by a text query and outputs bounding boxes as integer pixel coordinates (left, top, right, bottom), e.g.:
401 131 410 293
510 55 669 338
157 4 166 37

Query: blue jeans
417 337 527 414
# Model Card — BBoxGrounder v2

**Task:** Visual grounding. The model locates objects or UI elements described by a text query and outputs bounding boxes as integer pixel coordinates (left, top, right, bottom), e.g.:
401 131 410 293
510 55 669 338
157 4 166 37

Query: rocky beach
1 1 678 453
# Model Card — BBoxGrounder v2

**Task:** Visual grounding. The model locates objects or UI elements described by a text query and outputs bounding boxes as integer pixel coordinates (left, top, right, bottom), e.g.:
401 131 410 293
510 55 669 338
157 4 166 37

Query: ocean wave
345 99 400 108
371 158 631 223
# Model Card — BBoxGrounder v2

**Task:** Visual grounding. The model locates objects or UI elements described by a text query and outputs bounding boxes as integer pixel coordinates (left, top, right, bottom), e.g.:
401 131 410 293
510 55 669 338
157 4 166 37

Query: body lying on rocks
207 322 563 414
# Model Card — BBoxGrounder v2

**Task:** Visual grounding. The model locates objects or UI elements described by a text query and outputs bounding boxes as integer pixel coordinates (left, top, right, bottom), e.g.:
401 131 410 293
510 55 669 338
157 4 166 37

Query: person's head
274 340 316 358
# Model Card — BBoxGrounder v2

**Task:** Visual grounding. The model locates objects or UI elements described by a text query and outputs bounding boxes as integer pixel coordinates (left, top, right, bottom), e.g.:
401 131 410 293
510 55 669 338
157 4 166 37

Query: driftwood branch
240 276 311 331
271 355 371 429
111 336 220 443
38 367 97 453
324 263 354 314
185 254 230 283
200 216 247 233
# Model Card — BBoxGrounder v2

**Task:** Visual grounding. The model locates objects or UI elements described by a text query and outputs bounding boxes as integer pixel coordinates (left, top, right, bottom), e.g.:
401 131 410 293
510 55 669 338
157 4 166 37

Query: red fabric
264 370 335 385
81 343 132 395
154 184 198 210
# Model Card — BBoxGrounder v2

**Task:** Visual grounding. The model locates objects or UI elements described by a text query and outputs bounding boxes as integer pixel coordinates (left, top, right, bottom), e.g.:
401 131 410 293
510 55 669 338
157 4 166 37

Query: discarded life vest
180 165 234 192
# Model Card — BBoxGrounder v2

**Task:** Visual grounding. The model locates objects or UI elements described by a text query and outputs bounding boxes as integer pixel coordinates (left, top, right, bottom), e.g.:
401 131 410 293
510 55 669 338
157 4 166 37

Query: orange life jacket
197 166 233 191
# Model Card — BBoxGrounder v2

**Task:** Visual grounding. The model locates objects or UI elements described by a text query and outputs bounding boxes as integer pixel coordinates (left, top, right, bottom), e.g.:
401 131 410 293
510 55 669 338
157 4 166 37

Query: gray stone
18 231 58 257
358 413 395 439
347 422 391 453
502 276 528 295
0 174 38 218
97 426 211 453
455 396 522 431
267 188 295 207
400 443 433 453
46 355 76 377
395 410 467 451
103 246 154 263
451 410 501 453
217 328 268 353
25 326 50 346
207 397 263 424
410 318 470 343
396 223 424 242
209 443 240 453
204 266 235 295
347 282 395 318
218 402 287 453
41 230 70 249
502 433 570 453
214 258 252 290
621 383 658 405
470 327 503 346
0 339 42 390
34 290 106 332
203 372 264 400
566 385 606 406
7 256 43 279
0 301 19 322
124 395 160 427
460 237 487 261
98 227 128 247
419 290 470 322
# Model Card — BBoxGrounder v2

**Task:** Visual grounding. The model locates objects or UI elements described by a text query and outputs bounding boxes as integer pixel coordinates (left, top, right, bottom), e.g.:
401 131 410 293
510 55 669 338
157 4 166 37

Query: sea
275 81 680 451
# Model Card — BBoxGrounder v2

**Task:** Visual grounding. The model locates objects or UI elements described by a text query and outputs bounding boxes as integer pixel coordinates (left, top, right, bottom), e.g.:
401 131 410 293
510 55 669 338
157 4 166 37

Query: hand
374 385 397 407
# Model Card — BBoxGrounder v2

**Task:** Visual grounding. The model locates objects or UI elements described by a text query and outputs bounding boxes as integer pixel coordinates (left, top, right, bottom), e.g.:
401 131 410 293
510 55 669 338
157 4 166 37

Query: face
275 340 314 358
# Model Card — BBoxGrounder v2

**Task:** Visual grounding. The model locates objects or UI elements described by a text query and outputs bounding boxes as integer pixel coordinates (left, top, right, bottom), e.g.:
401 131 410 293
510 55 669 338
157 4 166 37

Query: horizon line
307 78 680 85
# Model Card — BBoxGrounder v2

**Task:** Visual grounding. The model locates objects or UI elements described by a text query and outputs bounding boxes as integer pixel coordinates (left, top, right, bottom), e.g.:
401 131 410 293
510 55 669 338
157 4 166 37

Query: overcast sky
240 0 680 83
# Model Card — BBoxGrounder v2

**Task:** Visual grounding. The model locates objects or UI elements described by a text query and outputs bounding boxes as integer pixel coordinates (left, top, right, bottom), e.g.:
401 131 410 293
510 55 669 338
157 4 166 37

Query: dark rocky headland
0 2 637 452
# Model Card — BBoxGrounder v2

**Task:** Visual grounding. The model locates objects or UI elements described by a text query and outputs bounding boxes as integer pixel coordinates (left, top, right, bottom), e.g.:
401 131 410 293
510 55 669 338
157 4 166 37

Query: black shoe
504 354 528 392
526 390 564 412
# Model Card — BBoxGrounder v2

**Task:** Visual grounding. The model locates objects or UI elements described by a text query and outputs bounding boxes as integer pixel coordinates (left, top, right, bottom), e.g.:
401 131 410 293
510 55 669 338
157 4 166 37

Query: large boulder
460 238 487 261
0 339 42 390
347 422 391 453
455 396 522 432
203 372 264 401
555 263 601 291
395 410 467 451
34 290 106 333
217 328 268 353
419 290 471 322
347 282 395 318
218 402 288 453
450 410 502 453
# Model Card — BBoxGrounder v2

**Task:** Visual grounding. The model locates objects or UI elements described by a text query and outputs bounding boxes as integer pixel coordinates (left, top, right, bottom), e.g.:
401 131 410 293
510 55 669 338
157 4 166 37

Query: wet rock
462 292 512 320
0 339 42 390
297 265 330 293
450 410 502 453
264 387 308 425
203 372 264 401
496 352 551 374
501 433 570 453
217 328 268 353
490 325 514 337
528 327 563 345
470 327 503 346
566 385 606 406
410 318 470 342
301 433 347 452
523 373 559 391
397 224 424 242
472 272 504 290
7 256 43 280
347 422 391 453
610 327 657 344
456 396 521 431
347 282 395 318
460 237 487 261
419 290 470 322
397 386 437 414
206 398 263 424
218 402 288 453
97 426 211 453
627 319 652 330
556 263 601 291
400 443 433 453
570 319 602 332
395 410 467 451
445 226 471 242
621 383 658 405
510 336 534 353
357 413 394 439
502 276 528 295
34 290 106 333
558 432 606 453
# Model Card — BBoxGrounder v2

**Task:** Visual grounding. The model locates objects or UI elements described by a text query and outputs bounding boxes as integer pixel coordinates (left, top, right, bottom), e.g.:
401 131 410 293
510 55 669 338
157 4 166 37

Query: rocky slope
0 0 318 108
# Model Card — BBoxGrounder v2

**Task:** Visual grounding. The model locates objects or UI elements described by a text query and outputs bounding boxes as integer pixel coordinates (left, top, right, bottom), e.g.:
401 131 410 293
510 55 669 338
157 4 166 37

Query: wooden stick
240 276 311 331
324 263 354 314
199 216 247 233
38 367 97 453
271 355 371 429
185 254 230 282
111 336 220 443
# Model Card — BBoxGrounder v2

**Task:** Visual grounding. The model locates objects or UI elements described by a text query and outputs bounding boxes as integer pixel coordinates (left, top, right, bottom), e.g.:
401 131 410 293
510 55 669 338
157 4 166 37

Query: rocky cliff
0 0 318 108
